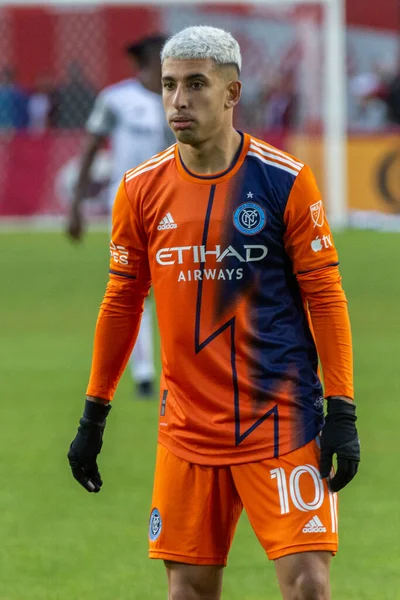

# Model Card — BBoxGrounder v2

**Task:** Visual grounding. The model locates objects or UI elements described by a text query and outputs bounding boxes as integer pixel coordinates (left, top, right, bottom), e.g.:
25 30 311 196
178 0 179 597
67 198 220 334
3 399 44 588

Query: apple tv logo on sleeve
310 235 333 252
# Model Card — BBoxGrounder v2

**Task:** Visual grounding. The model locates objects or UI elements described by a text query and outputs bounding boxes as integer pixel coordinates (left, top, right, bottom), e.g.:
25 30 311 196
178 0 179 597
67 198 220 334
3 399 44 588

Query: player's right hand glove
319 397 360 493
67 399 111 493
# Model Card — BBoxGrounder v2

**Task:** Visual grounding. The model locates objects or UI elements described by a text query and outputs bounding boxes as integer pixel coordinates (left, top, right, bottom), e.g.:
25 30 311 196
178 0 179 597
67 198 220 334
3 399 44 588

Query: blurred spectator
260 71 298 130
0 67 28 129
349 62 397 130
27 76 57 133
350 64 387 130
55 62 97 128
383 65 400 126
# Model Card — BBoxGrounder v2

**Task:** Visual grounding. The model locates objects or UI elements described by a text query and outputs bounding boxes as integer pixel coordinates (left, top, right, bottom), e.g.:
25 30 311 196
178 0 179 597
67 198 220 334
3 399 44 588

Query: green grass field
1 229 399 599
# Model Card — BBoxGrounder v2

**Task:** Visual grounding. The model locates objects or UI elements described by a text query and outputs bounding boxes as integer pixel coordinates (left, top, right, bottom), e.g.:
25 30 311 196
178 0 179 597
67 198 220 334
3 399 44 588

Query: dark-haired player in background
66 34 170 398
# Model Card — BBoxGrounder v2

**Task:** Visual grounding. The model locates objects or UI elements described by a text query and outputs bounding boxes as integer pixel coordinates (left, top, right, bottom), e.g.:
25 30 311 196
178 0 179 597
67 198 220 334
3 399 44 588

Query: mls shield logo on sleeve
310 200 324 228
149 508 162 541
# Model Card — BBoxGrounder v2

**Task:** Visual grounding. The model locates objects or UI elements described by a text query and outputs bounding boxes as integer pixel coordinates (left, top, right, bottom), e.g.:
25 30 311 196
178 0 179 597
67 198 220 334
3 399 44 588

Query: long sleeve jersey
87 132 353 465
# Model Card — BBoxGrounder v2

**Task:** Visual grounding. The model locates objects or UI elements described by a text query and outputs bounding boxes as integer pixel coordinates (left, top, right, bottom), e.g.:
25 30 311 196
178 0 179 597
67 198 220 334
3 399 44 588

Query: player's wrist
81 398 111 427
326 394 353 403
326 397 356 418
86 395 110 405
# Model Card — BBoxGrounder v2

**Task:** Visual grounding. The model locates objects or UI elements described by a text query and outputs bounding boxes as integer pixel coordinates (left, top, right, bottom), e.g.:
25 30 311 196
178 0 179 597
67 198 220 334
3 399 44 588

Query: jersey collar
175 132 250 184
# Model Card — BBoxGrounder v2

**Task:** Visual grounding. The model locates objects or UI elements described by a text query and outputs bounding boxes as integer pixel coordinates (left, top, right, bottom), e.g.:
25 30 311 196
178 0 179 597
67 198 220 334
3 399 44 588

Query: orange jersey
87 133 353 465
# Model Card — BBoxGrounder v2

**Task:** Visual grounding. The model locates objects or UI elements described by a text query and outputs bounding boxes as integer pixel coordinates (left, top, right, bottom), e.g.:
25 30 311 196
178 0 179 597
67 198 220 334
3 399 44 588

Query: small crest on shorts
149 508 162 541
310 200 324 228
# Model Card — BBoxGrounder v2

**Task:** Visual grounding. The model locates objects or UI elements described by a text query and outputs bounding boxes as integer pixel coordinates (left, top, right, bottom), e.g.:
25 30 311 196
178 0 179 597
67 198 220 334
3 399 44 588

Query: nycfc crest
149 508 162 541
233 202 266 235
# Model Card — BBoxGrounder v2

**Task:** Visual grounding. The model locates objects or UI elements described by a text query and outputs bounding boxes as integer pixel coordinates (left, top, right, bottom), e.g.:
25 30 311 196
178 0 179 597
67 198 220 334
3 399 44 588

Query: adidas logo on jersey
302 516 326 533
157 213 177 231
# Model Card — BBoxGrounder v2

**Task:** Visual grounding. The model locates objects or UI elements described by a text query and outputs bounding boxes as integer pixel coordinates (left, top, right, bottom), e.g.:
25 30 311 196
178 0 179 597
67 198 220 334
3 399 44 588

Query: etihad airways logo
156 244 268 265
155 244 268 283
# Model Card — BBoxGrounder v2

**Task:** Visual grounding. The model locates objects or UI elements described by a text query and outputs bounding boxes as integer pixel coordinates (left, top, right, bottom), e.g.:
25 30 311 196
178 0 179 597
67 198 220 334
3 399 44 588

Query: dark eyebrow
185 73 209 81
161 73 210 83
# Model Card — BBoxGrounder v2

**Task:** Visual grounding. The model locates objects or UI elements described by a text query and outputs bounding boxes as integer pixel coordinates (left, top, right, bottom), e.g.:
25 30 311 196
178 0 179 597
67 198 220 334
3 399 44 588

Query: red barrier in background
0 3 398 89
0 3 397 220
0 6 163 89
0 131 86 216
0 130 287 217
0 130 398 220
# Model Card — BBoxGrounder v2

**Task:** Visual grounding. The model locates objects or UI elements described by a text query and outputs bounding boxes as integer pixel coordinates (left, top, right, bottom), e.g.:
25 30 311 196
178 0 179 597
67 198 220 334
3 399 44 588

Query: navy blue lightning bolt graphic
194 185 279 454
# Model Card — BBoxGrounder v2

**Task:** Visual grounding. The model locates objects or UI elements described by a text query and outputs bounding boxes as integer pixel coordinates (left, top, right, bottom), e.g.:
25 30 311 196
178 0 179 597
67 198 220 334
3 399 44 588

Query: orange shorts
148 439 338 565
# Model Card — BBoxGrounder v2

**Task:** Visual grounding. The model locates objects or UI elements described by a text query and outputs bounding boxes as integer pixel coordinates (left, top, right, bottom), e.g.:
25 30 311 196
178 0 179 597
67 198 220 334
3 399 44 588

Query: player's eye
163 81 175 91
190 81 204 90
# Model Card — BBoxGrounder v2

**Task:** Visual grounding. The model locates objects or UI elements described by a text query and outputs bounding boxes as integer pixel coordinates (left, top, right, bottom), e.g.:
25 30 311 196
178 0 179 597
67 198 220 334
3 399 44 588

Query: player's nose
171 84 189 109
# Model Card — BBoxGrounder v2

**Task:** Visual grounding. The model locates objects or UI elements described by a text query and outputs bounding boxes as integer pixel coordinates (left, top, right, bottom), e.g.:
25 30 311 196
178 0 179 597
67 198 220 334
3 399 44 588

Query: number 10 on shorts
270 465 324 514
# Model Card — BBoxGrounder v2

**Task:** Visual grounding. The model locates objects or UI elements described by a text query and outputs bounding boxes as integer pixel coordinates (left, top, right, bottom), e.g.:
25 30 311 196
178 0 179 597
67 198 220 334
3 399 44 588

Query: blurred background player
66 33 169 399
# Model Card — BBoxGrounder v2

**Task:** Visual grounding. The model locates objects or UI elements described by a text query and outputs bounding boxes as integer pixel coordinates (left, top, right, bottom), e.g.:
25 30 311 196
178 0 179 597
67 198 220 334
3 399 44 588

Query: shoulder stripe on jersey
125 153 175 182
247 151 300 177
249 142 302 172
125 145 175 178
125 143 175 176
250 138 304 169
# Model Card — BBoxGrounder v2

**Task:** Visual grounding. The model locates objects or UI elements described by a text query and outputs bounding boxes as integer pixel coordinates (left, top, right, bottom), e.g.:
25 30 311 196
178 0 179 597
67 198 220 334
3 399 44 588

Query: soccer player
66 33 169 398
68 26 360 600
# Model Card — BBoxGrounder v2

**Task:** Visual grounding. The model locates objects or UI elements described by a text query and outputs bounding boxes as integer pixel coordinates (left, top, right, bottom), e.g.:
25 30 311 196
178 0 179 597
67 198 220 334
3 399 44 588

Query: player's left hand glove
68 399 111 493
319 397 360 492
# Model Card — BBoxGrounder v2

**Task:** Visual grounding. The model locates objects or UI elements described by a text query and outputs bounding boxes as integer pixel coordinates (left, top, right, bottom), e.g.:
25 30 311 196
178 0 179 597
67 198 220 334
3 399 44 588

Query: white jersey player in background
66 34 169 399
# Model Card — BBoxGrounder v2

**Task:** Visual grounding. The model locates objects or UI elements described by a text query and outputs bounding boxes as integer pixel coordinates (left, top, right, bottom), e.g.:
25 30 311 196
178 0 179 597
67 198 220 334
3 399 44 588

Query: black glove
68 399 111 493
319 397 360 493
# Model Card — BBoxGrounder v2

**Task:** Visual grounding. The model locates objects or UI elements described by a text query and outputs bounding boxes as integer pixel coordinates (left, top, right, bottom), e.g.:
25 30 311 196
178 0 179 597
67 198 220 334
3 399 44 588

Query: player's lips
170 116 194 130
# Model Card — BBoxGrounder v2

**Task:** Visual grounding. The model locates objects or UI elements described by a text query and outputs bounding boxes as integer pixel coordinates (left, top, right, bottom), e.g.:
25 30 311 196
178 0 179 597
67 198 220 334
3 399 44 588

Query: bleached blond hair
161 26 242 74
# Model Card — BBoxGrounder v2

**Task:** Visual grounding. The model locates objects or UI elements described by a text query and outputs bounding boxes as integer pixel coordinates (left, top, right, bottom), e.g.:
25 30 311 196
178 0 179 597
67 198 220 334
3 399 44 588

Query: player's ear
225 80 241 110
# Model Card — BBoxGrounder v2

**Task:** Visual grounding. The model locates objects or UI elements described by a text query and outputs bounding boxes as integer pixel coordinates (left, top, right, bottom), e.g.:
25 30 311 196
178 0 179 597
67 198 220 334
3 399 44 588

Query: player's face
161 58 241 145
